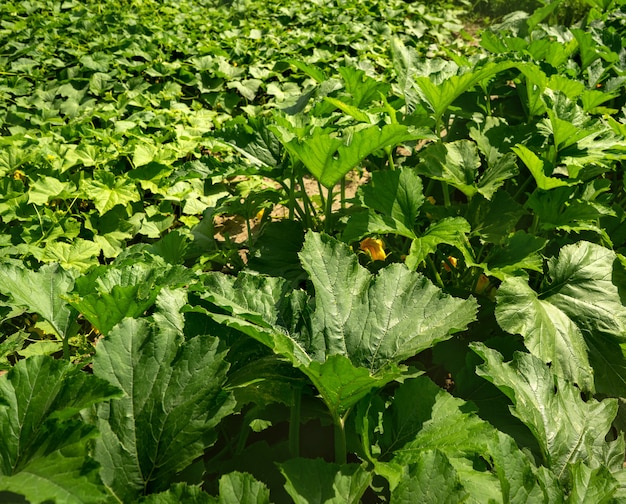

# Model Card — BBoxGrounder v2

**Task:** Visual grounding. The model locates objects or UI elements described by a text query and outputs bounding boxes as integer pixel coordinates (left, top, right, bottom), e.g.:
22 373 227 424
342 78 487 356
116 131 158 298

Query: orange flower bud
359 237 387 261
475 274 491 295
443 256 458 272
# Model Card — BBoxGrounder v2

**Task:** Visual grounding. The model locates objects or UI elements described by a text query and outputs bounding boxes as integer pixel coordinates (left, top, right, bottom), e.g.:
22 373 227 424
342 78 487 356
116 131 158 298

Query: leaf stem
442 181 451 208
386 147 395 170
513 174 534 203
325 184 334 233
288 163 297 221
334 414 347 465
426 256 445 288
289 386 301 458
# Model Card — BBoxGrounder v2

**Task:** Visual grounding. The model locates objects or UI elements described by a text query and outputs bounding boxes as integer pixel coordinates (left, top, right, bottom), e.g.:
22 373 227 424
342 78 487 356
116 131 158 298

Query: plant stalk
426 256 445 289
289 386 301 459
334 415 347 465
442 181 451 208
325 184 334 233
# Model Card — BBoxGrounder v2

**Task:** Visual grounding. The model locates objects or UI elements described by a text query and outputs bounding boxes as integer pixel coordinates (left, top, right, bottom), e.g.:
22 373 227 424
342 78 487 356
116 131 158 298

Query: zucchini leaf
0 263 77 341
200 232 477 420
472 343 624 486
416 140 518 200
140 473 271 504
390 450 469 504
279 458 371 504
0 355 121 503
92 288 236 501
357 376 544 502
280 124 434 189
341 168 471 270
68 257 195 335
495 241 626 393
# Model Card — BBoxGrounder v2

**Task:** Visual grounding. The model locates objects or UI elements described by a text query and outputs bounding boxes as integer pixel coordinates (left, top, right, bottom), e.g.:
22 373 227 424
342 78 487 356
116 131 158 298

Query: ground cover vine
1 0 626 502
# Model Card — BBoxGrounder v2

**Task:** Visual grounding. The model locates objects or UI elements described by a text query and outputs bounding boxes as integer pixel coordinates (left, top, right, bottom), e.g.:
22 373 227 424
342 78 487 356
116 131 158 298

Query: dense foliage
1 0 626 502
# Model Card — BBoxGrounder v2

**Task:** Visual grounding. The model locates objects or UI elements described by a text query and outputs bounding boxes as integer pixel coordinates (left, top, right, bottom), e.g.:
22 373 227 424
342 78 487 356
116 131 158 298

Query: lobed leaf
202 232 477 418
495 241 626 392
0 263 77 340
390 450 469 504
92 290 236 501
282 124 434 188
472 343 624 485
0 355 120 503
279 458 371 504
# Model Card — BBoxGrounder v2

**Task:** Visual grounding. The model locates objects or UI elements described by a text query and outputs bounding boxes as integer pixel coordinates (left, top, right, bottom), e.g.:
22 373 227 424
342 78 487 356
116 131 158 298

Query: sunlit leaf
92 290 236 502
472 344 624 485
495 241 626 392
281 124 434 188
0 356 120 503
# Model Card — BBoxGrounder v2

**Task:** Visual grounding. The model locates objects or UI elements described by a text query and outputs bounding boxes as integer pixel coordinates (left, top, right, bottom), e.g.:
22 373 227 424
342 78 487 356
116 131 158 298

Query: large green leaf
341 166 423 242
568 461 618 504
337 66 390 110
41 238 101 272
215 471 271 504
415 60 518 123
390 37 421 114
144 473 271 504
80 171 140 215
390 450 469 504
360 376 543 502
495 241 626 392
416 140 516 200
406 217 471 270
92 289 236 501
279 458 371 504
472 343 624 485
201 232 477 419
483 230 547 278
513 145 577 190
140 483 214 504
68 258 195 335
359 167 424 232
281 124 434 188
0 355 120 503
300 233 477 374
216 117 284 170
0 263 77 340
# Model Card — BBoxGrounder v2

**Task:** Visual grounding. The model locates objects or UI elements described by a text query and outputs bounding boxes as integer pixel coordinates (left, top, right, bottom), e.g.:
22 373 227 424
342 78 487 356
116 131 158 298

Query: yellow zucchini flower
360 237 387 261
